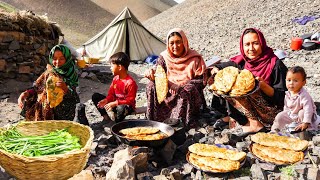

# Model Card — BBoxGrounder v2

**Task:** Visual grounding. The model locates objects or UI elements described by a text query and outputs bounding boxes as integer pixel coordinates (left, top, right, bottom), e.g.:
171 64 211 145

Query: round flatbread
229 69 255 96
188 143 246 161
155 66 168 104
125 132 167 140
251 143 304 165
210 66 239 94
119 127 160 136
251 132 309 151
46 75 64 108
188 153 241 172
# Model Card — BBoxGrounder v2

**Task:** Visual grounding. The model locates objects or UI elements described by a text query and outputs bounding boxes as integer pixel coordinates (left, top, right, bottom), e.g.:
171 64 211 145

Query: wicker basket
0 120 94 180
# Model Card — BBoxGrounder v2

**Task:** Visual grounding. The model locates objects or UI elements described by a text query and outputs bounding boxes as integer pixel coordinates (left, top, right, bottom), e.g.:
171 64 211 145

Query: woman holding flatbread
144 28 206 127
208 28 288 136
18 44 80 121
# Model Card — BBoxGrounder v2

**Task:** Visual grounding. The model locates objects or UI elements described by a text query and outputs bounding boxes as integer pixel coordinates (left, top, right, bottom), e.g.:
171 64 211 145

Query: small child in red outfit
92 52 138 123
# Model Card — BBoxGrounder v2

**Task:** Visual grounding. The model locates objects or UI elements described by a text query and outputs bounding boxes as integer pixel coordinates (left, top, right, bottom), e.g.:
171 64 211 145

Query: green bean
0 128 81 157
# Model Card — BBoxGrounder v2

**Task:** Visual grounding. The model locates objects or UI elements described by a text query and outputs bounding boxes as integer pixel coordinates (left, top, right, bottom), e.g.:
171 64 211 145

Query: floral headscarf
49 44 78 87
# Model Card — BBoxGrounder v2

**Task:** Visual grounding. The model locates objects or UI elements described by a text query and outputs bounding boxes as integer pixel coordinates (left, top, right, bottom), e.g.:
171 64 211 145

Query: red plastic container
290 37 303 50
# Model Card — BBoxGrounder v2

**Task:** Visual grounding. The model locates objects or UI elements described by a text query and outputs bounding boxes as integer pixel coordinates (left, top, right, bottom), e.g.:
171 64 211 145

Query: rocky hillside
144 0 320 103
144 0 319 60
1 0 176 47
92 0 176 21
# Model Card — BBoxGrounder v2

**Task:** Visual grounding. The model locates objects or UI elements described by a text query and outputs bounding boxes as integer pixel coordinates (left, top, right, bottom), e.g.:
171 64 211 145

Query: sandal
230 127 268 141
213 118 229 130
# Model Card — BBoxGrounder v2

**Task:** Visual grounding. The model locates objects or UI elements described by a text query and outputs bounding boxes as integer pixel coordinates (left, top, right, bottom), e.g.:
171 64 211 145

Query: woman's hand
97 99 108 109
46 64 53 71
104 101 117 111
256 76 274 97
210 67 220 75
56 81 68 94
169 82 180 95
144 69 155 81
18 92 28 109
207 67 219 85
295 122 309 131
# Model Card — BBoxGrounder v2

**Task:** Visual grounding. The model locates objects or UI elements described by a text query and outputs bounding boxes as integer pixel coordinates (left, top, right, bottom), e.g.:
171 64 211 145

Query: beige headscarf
160 28 206 85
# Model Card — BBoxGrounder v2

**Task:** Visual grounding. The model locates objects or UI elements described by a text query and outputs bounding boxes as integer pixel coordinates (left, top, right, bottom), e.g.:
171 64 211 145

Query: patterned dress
22 71 79 121
21 44 79 121
146 57 205 126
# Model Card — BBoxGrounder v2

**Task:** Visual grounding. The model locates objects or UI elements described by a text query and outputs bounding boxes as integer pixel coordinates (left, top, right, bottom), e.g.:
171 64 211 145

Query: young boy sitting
271 66 320 132
92 52 138 124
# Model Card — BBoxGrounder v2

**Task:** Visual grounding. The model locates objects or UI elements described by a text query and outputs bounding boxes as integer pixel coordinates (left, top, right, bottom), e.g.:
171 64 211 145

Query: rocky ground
1 0 320 179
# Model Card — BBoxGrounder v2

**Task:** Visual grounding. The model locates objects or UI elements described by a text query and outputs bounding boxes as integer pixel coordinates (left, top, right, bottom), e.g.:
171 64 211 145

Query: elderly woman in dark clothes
209 28 288 136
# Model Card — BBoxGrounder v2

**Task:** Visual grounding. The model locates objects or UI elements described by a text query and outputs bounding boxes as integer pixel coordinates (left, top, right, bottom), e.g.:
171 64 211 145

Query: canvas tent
83 7 166 62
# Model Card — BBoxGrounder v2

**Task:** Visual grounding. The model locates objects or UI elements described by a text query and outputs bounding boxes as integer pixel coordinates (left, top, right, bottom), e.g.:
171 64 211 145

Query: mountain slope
92 0 176 21
144 0 320 60
2 0 115 47
1 0 176 47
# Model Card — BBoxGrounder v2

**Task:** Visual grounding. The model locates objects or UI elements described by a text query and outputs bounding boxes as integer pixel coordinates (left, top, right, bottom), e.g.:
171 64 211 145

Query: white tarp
83 7 165 62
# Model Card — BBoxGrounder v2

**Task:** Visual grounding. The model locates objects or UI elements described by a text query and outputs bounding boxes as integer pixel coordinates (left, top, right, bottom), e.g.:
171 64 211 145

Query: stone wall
0 10 62 82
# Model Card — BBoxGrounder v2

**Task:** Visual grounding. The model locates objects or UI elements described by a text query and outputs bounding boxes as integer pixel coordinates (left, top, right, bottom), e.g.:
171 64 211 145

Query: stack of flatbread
46 75 64 108
187 143 246 172
209 67 255 96
154 66 168 104
250 132 308 165
119 127 168 140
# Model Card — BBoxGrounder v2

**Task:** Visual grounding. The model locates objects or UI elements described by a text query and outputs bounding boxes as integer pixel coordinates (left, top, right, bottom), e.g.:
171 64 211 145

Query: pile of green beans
0 128 81 157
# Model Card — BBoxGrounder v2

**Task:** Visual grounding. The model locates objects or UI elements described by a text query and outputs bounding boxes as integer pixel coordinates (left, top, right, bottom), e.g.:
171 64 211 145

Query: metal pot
291 131 312 141
111 120 175 148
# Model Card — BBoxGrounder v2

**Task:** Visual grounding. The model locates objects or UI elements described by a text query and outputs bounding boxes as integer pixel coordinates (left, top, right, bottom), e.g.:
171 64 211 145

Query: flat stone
90 142 98 155
9 40 20 50
18 65 31 74
160 168 170 176
152 161 158 168
198 128 208 134
205 126 214 134
250 164 267 180
294 164 307 175
160 139 177 165
307 168 320 180
188 129 196 136
312 136 320 146
234 177 251 180
198 136 209 143
80 71 88 78
182 163 194 175
153 175 168 180
0 59 6 71
68 170 94 180
195 170 202 179
236 141 248 152
170 169 182 180
206 136 215 144
177 138 194 154
193 132 205 142
312 146 320 156
259 163 277 171
137 172 153 180
214 133 229 144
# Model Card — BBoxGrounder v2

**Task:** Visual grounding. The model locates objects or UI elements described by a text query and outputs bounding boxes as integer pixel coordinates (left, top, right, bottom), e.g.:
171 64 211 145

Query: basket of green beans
0 120 94 180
